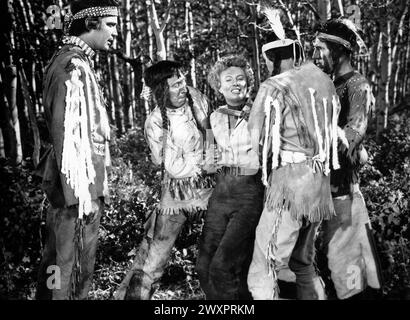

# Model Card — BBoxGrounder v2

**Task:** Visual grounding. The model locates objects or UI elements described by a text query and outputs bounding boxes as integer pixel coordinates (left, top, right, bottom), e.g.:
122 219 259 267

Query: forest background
0 0 409 300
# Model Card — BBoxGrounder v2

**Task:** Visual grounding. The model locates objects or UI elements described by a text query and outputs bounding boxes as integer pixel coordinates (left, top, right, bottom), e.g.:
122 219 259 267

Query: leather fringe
158 201 209 217
265 185 334 223
265 164 335 223
164 174 216 201
69 218 85 300
266 205 285 300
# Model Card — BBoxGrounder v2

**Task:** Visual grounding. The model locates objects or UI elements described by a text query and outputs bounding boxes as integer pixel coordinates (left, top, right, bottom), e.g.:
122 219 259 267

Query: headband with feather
261 6 294 53
316 18 368 55
338 18 367 54
260 4 305 64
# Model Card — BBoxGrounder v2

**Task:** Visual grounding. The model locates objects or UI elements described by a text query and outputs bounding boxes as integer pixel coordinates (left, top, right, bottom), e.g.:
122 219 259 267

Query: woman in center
197 54 264 300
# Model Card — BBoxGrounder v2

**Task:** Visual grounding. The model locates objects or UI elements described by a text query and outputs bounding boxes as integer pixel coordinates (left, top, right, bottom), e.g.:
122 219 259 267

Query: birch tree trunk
388 3 408 105
123 0 132 130
7 63 22 165
110 53 124 135
317 0 331 22
250 1 260 90
185 1 196 87
5 1 22 164
376 18 391 140
403 25 410 96
0 128 5 158
146 0 154 61
147 0 173 61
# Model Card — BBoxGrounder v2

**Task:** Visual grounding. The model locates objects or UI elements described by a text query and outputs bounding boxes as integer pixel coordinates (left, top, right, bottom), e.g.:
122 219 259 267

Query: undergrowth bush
360 111 410 299
1 110 409 300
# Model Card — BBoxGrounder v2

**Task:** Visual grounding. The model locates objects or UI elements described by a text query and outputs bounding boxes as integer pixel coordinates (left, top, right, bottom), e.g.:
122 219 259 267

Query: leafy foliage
1 111 409 299
360 111 410 299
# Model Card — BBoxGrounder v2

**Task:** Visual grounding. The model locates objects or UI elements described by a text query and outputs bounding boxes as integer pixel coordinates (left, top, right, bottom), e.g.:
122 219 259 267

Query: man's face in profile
89 16 118 51
312 38 334 74
167 71 187 109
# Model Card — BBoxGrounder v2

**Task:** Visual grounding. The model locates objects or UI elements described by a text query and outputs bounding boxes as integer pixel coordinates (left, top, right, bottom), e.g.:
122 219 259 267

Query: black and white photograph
0 0 409 307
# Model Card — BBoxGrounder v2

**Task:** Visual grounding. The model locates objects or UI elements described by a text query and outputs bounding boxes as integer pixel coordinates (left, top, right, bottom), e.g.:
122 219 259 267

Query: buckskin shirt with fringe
36 36 111 300
247 62 341 300
144 86 214 216
113 86 213 300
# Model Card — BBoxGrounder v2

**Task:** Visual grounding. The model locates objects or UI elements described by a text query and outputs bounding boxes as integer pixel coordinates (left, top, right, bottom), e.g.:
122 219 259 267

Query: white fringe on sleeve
61 58 96 219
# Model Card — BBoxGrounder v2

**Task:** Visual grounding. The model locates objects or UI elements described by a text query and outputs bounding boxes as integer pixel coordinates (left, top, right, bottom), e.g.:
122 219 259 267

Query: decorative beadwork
65 6 119 34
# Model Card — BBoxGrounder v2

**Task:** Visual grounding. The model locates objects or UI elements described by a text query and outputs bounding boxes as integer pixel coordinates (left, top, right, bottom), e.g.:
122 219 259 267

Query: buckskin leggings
36 200 102 300
196 172 264 300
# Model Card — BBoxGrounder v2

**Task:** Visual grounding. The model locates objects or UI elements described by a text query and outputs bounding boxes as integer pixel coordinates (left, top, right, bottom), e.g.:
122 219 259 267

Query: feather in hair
339 18 367 54
261 6 286 40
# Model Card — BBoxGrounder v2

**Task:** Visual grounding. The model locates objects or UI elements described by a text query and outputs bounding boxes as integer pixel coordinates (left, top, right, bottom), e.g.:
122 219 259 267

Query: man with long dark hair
313 18 382 299
114 60 214 300
35 0 119 300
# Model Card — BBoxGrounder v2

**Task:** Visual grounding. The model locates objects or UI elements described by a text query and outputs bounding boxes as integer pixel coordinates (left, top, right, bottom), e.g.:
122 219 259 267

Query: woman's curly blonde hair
207 54 255 100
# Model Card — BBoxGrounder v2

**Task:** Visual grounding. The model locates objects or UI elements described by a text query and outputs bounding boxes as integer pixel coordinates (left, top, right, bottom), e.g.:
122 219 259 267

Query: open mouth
231 88 241 94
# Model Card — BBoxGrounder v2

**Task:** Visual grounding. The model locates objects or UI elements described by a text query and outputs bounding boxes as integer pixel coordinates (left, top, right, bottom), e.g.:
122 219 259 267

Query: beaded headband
64 6 119 34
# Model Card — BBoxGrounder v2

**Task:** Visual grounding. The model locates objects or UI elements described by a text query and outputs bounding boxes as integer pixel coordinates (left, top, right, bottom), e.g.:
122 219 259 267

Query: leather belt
219 166 259 176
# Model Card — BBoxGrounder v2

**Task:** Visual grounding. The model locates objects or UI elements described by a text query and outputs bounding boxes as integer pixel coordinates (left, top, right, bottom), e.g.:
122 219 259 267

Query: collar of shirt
166 103 192 118
62 36 96 61
210 104 259 169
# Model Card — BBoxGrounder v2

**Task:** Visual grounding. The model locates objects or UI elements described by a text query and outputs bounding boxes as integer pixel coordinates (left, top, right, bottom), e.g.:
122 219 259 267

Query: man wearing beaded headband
246 6 341 300
313 18 382 300
35 0 119 299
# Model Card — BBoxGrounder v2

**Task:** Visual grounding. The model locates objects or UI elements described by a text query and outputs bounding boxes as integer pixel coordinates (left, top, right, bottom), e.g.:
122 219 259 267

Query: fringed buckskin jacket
144 86 214 216
37 36 110 219
331 71 375 197
248 62 342 222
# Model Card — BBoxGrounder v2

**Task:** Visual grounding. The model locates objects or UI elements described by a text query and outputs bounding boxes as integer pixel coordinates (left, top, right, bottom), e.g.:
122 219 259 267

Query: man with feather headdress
246 5 341 300
35 0 119 300
313 18 382 299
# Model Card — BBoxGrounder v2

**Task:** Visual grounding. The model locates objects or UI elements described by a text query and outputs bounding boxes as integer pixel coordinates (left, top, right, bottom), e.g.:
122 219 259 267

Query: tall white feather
262 7 285 40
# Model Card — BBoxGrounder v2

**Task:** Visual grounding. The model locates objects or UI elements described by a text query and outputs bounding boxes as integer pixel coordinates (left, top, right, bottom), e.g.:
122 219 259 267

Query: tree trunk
6 64 22 164
250 1 260 90
110 54 124 135
376 18 390 140
185 1 196 87
123 0 132 130
0 75 17 162
0 128 5 159
388 4 408 105
147 0 173 61
146 0 154 61
337 0 344 16
317 0 331 22
19 67 40 167
403 25 410 97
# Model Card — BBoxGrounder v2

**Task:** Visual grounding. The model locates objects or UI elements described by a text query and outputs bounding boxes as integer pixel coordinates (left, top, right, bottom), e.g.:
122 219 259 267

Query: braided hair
144 61 201 182
145 61 180 183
